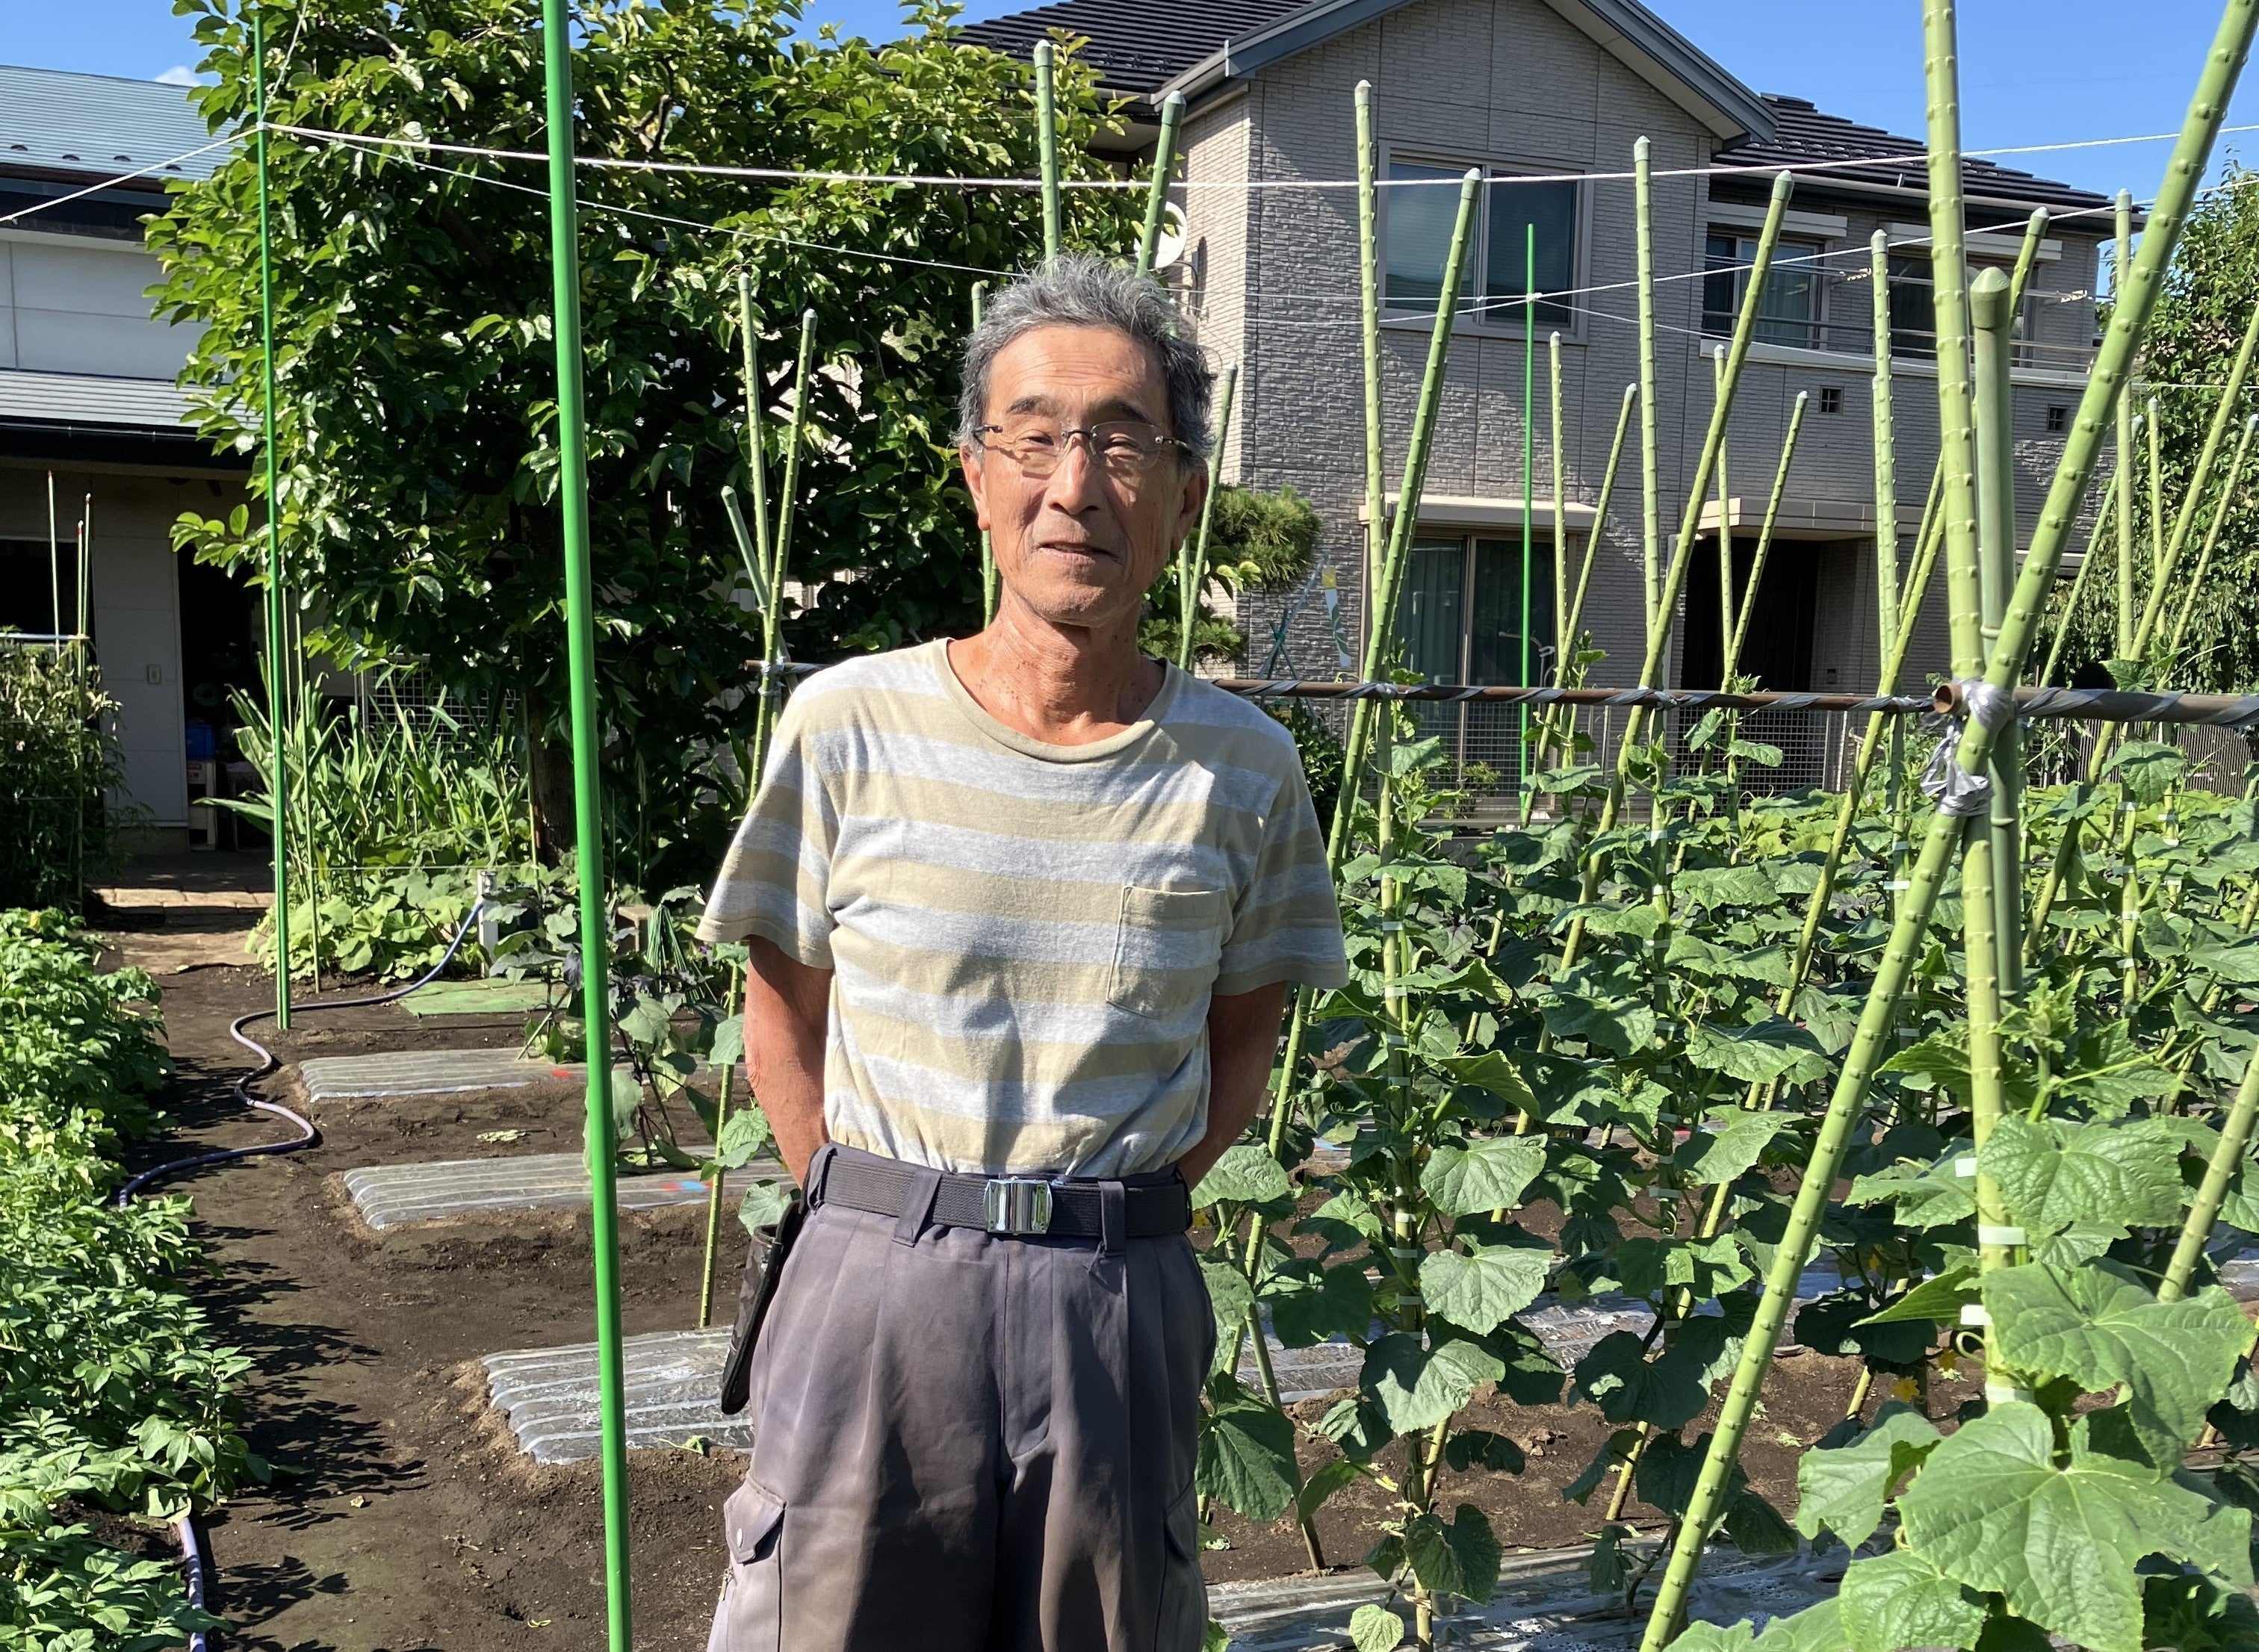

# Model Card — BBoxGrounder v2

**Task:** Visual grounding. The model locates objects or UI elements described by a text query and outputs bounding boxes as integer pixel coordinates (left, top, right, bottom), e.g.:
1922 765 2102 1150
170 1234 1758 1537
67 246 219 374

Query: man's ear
959 446 994 532
1174 461 1209 547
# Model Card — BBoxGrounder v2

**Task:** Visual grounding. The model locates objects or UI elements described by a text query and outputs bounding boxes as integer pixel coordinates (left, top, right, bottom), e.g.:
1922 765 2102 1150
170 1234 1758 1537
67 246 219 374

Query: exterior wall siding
1174 0 2110 718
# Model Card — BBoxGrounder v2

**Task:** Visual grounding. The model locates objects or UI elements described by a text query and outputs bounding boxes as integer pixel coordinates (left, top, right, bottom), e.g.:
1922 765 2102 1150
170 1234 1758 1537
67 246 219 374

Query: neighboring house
966 0 2111 786
0 64 250 848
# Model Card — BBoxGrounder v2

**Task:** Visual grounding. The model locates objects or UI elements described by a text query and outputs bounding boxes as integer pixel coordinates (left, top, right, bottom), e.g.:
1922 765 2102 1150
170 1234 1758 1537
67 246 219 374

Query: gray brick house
967 0 2111 786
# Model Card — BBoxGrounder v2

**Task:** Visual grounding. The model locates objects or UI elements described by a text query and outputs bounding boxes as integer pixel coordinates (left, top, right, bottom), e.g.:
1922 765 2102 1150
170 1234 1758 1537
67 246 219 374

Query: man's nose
1041 436 1108 515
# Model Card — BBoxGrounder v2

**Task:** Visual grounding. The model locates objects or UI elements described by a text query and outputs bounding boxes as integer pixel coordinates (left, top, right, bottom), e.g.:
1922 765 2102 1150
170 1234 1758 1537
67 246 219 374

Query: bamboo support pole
1135 90 1185 276
251 10 292 1026
2163 1049 2259 1300
2030 303 2259 949
1557 171 1796 974
1259 81 1395 1153
1725 391 1809 679
538 1 632 1642
1974 268 2024 1001
1961 261 2019 1309
1870 232 1900 653
1179 364 1237 671
2150 393 2167 578
1713 345 1733 670
2038 471 2118 689
1034 42 1061 263
1635 137 1660 646
697 966 746 1329
1636 5 2258 1642
2166 414 2259 669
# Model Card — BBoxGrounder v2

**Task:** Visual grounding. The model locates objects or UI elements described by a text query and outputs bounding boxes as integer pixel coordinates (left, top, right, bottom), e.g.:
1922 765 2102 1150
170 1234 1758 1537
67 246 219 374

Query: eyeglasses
973 420 1189 480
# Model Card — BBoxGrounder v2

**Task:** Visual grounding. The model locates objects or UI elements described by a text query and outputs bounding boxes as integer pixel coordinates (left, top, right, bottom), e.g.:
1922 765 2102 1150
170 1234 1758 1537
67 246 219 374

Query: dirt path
100 909 1913 1650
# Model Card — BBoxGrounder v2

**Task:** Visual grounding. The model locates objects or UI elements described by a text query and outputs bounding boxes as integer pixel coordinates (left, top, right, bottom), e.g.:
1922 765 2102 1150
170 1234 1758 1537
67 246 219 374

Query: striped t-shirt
695 639 1348 1178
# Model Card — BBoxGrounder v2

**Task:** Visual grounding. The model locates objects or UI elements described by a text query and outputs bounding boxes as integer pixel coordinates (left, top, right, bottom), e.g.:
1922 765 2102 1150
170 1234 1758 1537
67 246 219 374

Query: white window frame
1377 143 1591 344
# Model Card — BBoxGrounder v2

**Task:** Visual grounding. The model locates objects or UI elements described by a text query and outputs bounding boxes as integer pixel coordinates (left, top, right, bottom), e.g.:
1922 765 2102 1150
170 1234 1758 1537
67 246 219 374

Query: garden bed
114 947 1953 1651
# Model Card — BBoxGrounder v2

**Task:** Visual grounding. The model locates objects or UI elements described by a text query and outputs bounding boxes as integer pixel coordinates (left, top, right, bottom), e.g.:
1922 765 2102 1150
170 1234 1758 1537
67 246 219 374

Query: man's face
960 323 1207 635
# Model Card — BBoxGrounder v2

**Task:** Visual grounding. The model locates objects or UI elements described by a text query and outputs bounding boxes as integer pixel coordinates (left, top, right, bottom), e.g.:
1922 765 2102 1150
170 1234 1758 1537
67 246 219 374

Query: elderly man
695 254 1347 1652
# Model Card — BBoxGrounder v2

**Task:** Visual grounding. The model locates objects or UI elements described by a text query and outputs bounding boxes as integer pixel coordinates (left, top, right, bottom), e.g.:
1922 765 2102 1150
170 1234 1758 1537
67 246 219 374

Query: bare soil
98 912 1955 1651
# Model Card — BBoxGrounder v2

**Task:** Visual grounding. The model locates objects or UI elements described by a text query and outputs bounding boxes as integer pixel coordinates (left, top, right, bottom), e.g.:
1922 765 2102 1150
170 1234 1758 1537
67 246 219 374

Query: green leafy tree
152 0 1137 886
2047 161 2259 692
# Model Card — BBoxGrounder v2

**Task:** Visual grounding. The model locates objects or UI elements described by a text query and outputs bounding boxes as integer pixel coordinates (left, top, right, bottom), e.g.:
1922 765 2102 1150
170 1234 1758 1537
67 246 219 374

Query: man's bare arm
1176 981 1290 1191
744 937 833 1188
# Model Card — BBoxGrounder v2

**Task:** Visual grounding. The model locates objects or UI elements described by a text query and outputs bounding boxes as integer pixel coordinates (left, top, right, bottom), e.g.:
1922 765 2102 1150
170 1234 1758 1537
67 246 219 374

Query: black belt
813 1148 1192 1240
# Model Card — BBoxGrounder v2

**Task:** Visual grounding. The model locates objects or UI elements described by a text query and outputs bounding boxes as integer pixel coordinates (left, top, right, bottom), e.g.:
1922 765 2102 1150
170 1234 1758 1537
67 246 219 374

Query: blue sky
6 0 2256 201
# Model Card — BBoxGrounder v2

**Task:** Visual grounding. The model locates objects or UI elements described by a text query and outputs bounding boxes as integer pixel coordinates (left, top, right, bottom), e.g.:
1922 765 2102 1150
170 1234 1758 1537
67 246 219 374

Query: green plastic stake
1549 329 1566 668
538 2 632 1646
736 271 775 599
972 282 997 624
2163 1046 2259 1300
1178 362 1236 671
1520 222 1536 768
1634 136 1660 645
1564 385 1637 661
1137 91 1184 276
251 7 292 1025
1637 2 2259 1640
1034 42 1061 264
754 311 818 772
2116 188 2136 659
1973 267 2025 1002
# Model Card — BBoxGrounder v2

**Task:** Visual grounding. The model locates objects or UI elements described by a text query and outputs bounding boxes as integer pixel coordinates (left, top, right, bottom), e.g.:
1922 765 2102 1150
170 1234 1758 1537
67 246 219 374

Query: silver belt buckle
984 1177 1054 1235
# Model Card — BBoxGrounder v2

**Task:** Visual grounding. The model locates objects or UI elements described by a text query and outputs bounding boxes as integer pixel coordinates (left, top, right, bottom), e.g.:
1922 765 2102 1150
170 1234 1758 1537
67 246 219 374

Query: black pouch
718 1190 807 1416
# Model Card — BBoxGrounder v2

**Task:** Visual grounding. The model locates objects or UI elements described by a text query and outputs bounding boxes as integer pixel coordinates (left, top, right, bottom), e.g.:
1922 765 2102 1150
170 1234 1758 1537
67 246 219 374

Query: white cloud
154 66 200 87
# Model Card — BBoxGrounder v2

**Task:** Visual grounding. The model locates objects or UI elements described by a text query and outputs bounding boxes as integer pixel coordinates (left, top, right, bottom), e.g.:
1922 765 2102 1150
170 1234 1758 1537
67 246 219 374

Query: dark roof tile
1716 94 2109 215
960 0 1309 96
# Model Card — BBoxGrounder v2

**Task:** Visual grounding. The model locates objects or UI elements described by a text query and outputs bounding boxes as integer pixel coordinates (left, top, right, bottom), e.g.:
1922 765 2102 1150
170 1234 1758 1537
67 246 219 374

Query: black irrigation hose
114 898 489 1650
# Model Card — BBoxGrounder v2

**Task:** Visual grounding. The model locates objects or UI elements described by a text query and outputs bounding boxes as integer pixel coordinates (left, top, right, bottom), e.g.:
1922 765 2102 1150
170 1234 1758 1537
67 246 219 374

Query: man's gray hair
955 254 1214 465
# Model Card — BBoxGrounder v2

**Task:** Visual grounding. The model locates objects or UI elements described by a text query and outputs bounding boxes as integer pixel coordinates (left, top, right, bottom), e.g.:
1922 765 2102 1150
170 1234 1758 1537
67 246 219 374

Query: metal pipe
1136 91 1185 276
1034 42 1061 263
538 4 632 1645
1636 5 2258 1642
1178 363 1236 671
252 10 292 1027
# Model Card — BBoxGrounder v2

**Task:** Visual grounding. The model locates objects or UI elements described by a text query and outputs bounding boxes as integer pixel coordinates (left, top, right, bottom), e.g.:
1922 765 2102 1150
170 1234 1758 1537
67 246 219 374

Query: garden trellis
40 1 2259 1648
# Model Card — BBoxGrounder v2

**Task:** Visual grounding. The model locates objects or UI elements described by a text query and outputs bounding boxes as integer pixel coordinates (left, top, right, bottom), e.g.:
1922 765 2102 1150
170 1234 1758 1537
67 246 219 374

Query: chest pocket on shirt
1108 886 1226 1021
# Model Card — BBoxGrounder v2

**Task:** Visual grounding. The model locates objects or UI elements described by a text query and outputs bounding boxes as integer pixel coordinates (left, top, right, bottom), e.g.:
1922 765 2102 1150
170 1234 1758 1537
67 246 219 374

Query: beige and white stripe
697 639 1346 1177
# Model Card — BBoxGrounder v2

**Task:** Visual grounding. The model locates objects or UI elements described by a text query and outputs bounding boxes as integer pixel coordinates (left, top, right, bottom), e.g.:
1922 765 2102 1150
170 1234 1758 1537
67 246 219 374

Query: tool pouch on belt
718 1190 806 1416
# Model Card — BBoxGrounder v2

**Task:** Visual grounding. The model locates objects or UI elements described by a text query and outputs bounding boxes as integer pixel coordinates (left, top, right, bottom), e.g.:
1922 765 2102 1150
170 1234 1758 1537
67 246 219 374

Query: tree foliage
2047 162 2259 692
153 0 1137 885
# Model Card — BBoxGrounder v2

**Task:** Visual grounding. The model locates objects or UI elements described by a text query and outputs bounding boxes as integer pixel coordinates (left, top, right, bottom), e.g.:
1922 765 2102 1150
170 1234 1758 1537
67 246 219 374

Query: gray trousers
708 1146 1214 1652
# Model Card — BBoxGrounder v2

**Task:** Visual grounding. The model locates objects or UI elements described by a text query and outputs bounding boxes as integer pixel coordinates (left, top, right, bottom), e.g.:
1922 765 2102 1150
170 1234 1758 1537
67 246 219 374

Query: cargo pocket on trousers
713 1476 785 1652
1156 1479 1207 1651
1109 886 1224 1021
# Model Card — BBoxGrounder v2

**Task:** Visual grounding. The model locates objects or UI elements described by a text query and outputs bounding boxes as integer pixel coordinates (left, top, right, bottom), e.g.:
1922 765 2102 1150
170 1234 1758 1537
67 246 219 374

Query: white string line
0 131 245 229
266 117 2259 194
355 140 1014 279
294 123 2135 330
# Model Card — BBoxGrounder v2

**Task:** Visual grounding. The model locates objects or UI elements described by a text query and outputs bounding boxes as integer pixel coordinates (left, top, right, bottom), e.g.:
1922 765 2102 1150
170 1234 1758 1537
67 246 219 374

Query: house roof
1716 96 2111 216
962 0 1775 140
0 64 219 187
